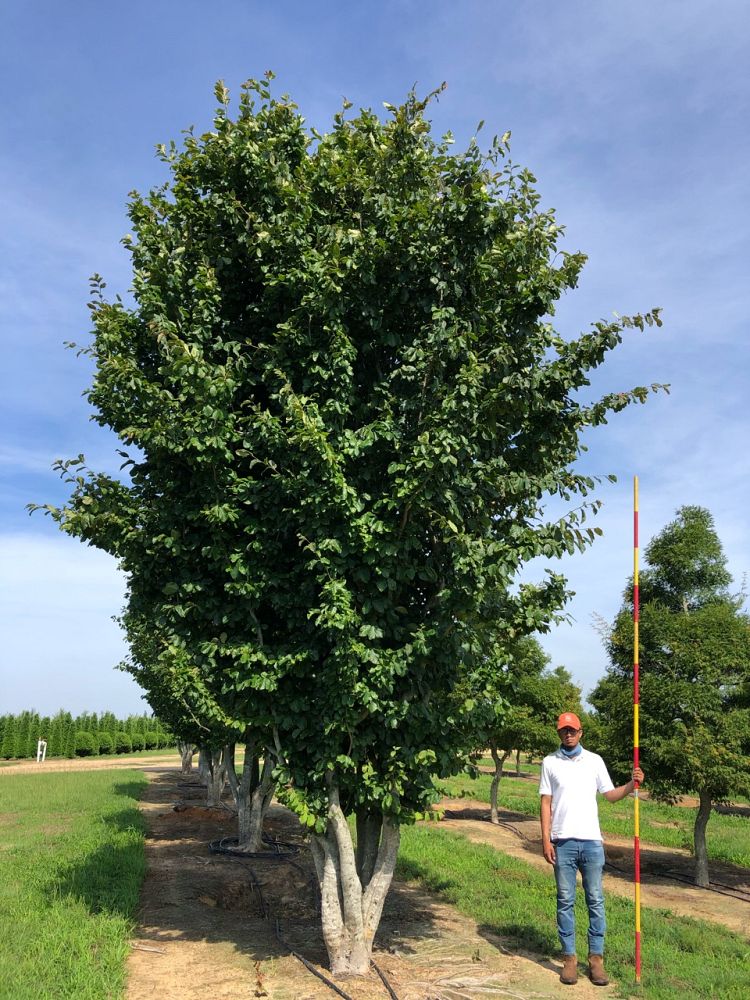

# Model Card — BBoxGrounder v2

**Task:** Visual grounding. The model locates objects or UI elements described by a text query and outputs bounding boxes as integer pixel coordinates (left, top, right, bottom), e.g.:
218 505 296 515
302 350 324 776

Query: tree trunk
224 741 276 852
198 746 209 782
178 740 195 774
693 790 712 888
489 742 510 825
310 782 400 977
203 747 226 807
515 748 521 776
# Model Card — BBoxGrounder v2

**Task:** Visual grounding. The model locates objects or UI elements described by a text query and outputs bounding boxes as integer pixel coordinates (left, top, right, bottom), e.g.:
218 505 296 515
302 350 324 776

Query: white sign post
36 739 47 763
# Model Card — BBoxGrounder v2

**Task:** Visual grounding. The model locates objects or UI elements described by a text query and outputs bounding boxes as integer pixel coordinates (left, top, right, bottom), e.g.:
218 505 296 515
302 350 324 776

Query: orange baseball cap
556 712 582 731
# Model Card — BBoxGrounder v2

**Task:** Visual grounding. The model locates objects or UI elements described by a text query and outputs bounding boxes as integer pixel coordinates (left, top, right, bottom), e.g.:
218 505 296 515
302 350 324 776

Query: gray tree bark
202 747 226 807
310 782 400 977
224 741 276 852
177 740 195 774
693 790 712 888
489 742 510 825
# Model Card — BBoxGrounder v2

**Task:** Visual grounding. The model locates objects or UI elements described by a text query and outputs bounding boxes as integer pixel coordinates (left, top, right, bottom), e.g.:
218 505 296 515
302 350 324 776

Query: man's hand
632 767 644 786
542 840 556 865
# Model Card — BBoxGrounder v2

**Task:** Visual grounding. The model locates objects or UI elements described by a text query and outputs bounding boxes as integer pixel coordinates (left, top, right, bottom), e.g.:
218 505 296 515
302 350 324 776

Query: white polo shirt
538 746 615 841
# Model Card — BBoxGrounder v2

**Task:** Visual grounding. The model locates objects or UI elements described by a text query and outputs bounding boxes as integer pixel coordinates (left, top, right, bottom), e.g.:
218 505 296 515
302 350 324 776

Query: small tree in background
114 731 132 754
1 717 16 759
97 731 114 754
74 731 96 756
591 506 750 886
473 640 583 822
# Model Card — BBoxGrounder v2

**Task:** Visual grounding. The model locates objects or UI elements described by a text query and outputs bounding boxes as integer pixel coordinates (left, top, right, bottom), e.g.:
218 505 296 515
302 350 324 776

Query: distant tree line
0 710 173 759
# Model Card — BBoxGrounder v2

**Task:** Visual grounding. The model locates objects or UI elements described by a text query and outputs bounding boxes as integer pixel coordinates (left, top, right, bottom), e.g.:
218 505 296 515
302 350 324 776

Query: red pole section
633 476 642 983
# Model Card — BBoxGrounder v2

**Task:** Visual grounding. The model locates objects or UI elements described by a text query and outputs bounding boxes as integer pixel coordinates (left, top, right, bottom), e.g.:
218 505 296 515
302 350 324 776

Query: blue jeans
553 838 606 955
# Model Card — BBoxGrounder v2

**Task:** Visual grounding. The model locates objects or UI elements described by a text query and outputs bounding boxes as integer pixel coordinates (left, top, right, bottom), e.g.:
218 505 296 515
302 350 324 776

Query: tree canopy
35 76 663 972
590 505 750 886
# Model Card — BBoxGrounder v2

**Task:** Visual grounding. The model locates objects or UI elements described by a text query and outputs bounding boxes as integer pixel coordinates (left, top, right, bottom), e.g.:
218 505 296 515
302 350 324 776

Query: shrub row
0 710 173 760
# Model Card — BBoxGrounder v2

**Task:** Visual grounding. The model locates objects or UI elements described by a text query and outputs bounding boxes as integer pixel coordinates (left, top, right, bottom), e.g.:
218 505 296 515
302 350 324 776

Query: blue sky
2 1 748 716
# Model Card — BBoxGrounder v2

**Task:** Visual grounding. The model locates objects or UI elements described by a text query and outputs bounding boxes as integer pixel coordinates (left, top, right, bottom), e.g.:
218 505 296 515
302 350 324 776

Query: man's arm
602 767 644 803
540 794 555 863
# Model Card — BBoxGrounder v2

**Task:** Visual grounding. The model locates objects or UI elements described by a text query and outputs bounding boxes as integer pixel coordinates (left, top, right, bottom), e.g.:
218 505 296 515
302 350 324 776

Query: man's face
558 725 582 749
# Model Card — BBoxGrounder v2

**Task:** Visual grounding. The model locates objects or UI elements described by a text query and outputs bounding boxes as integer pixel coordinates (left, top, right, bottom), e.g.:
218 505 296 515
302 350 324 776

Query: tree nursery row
0 710 172 759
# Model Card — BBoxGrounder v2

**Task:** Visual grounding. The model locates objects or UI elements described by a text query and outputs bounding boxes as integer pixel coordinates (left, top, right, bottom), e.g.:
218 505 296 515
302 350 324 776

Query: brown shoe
560 954 578 985
588 954 609 986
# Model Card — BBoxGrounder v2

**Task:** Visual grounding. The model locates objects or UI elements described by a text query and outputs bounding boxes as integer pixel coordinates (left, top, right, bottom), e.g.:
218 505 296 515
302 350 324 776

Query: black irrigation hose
273 918 356 1000
371 958 400 1000
657 867 750 903
209 834 301 860
209 838 399 999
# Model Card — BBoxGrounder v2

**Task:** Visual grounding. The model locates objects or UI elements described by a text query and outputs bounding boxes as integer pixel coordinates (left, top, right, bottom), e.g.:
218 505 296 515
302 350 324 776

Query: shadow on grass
112 778 150 801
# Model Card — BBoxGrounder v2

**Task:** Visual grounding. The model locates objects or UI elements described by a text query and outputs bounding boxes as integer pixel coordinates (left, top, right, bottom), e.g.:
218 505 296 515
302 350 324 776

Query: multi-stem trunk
177 740 195 774
310 783 400 977
693 790 712 888
202 746 226 808
224 740 276 852
489 742 510 825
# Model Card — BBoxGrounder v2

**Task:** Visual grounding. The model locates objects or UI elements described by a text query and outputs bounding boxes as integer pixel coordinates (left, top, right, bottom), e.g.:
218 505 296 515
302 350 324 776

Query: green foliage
96 731 114 754
1 716 17 758
74 731 96 756
591 506 750 804
113 731 131 754
467 638 583 763
35 78 663 830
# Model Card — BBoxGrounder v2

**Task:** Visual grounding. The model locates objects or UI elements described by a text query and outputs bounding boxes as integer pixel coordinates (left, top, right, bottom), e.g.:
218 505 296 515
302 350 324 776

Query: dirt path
126 768 619 1000
0 753 181 775
436 799 750 938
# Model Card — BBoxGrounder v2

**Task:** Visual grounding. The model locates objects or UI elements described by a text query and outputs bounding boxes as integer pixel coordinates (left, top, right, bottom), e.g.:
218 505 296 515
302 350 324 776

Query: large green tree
591 506 750 886
35 77 662 974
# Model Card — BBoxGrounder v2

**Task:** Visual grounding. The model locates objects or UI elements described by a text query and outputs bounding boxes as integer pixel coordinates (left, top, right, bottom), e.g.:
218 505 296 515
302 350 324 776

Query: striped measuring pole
633 476 642 982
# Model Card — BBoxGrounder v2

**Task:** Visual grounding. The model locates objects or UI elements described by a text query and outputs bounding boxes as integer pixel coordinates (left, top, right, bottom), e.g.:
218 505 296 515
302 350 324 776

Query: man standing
539 712 644 986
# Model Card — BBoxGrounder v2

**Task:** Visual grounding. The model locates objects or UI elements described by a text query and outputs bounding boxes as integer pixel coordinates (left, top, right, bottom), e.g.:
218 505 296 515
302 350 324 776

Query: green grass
437 771 750 868
399 824 750 999
0 769 148 999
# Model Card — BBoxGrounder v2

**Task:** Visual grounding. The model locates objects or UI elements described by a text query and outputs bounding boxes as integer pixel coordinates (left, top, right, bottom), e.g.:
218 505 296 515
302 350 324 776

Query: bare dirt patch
126 769 619 1000
436 799 750 938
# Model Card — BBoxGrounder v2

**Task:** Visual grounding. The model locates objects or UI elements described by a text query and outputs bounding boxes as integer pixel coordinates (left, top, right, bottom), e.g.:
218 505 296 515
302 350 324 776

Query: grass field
437 770 750 869
0 769 147 1000
398 824 750 999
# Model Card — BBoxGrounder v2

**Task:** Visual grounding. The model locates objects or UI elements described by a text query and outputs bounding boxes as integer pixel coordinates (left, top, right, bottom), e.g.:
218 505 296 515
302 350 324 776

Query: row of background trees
0 710 172 759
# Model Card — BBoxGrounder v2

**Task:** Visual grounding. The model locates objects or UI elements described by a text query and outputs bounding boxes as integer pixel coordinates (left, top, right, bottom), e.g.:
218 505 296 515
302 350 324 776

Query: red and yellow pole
633 476 642 982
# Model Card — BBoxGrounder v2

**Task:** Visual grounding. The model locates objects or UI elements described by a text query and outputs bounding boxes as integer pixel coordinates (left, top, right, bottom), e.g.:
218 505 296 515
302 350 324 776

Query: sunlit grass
436 771 750 868
399 824 750 999
0 769 147 999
